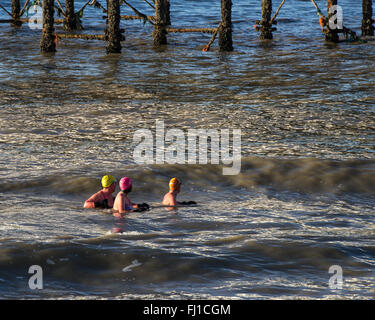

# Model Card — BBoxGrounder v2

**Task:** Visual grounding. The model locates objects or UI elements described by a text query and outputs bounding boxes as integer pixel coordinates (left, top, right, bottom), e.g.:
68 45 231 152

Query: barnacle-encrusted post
106 0 122 53
164 0 170 26
362 0 374 36
40 0 56 53
153 0 168 46
260 0 272 39
11 0 22 26
65 0 78 31
219 0 233 51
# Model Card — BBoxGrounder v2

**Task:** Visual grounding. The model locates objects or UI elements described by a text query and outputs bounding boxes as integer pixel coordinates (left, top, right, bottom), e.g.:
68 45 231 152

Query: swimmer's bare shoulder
113 191 125 212
162 192 176 206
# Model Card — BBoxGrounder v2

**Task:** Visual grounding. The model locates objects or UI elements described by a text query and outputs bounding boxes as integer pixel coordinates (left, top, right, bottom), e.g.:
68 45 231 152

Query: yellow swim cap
101 175 115 188
169 177 181 191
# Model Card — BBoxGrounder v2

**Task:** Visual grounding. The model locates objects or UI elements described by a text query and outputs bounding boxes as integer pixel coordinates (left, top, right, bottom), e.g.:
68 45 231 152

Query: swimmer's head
120 177 132 193
102 175 116 189
169 177 181 193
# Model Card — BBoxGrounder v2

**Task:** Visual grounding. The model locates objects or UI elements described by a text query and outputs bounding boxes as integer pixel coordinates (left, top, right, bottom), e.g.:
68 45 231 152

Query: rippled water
0 0 374 299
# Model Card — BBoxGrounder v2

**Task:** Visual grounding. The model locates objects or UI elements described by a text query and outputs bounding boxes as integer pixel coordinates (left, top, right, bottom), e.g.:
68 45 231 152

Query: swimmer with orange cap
162 178 197 210
83 175 117 209
113 177 150 217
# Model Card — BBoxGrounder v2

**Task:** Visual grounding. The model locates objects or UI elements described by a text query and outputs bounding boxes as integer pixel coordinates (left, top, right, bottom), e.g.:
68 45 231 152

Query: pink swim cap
119 177 132 191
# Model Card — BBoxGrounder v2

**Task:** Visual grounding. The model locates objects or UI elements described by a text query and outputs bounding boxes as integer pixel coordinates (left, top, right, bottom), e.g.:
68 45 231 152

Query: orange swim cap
169 178 181 191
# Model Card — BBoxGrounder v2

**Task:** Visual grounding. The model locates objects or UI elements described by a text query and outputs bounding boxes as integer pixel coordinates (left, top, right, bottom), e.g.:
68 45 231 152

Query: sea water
0 0 374 299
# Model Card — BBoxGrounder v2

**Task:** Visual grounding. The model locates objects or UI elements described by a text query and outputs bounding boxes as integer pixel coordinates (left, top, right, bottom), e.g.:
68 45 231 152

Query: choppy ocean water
0 0 374 299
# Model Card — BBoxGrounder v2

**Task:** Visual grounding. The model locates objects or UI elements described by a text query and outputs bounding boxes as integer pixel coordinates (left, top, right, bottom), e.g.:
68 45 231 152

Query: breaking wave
1 157 374 196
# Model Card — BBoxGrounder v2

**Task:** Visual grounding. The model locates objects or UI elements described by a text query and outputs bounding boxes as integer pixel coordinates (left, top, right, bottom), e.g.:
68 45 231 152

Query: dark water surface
0 0 374 299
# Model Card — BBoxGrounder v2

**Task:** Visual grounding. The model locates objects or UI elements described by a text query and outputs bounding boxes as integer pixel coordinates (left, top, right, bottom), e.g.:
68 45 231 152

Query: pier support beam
11 0 22 26
219 0 233 51
164 0 171 26
325 0 339 43
362 0 374 36
260 0 272 39
106 0 122 53
153 0 168 46
40 0 56 53
64 0 78 31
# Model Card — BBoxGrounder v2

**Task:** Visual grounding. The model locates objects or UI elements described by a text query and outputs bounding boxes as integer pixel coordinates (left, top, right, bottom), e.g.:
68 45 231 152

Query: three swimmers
84 175 196 214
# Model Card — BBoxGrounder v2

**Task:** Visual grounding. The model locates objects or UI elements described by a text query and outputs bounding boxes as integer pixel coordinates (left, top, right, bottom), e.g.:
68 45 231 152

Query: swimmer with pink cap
113 176 150 217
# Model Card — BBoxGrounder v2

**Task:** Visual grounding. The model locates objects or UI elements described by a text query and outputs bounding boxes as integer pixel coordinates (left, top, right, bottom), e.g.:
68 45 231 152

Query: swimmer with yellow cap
162 178 197 211
83 175 117 209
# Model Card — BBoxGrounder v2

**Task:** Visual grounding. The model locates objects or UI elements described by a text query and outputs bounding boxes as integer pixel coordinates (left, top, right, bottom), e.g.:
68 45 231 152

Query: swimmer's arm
177 201 197 205
118 195 133 214
84 193 101 209
162 196 197 207
84 201 95 209
113 207 132 218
